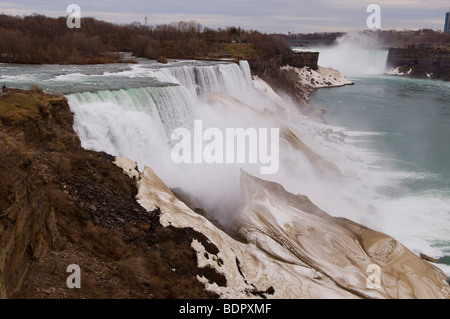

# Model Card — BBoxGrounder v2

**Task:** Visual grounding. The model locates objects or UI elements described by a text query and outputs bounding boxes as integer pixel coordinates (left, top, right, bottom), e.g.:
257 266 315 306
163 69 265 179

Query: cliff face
249 51 319 77
248 51 320 111
0 89 220 299
387 48 450 81
0 90 74 297
132 164 450 299
282 51 319 70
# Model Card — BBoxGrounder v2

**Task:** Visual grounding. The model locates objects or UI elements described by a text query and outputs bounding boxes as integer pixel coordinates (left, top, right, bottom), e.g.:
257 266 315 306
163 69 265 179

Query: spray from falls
67 60 395 231
314 32 388 77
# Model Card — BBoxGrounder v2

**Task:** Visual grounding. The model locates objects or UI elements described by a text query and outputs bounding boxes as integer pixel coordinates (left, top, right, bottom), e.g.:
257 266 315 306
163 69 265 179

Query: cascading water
303 32 389 77
66 61 281 222
152 62 252 100
67 61 255 159
65 60 392 233
302 32 450 276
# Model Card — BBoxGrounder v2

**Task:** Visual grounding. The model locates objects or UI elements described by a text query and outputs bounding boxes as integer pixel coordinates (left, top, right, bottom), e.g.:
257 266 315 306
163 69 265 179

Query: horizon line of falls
67 60 408 251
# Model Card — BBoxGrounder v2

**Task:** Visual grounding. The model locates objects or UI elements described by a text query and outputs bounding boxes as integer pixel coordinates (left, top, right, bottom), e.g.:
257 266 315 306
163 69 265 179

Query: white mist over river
1 40 449 277
314 33 389 76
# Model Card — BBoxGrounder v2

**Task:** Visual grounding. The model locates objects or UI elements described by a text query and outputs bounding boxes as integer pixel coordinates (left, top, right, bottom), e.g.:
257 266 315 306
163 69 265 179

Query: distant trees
380 29 450 46
285 29 450 48
0 14 121 63
0 14 294 64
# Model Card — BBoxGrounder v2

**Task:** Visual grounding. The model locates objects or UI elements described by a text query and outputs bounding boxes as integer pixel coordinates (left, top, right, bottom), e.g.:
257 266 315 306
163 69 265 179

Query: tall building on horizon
445 9 450 33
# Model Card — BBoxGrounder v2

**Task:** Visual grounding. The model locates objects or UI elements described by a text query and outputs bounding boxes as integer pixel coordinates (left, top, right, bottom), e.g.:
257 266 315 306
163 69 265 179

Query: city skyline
445 9 450 33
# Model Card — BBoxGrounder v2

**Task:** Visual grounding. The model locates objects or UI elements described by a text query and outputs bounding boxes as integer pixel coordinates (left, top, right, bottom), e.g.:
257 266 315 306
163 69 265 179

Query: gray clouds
0 0 448 33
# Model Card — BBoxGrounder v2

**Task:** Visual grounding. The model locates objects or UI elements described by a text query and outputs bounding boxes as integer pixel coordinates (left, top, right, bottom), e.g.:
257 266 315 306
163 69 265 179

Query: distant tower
445 9 450 33
145 16 148 26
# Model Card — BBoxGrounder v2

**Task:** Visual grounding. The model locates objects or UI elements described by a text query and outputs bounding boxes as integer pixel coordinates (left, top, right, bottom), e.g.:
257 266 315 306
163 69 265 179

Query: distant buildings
445 10 450 34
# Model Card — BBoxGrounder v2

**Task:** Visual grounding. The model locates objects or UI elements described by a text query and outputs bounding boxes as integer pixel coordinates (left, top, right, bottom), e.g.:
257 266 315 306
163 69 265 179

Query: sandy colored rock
135 164 450 299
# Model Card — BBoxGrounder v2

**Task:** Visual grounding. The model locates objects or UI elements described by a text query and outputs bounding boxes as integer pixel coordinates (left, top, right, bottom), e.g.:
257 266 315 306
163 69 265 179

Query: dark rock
420 253 439 263
1 89 219 299
387 48 450 81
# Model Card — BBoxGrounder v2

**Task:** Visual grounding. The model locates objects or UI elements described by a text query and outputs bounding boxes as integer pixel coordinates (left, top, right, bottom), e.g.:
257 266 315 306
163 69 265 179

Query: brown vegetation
0 14 294 64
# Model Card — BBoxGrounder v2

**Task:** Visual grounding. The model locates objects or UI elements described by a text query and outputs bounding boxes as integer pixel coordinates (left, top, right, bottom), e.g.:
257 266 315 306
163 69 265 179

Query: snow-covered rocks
282 65 354 89
386 67 413 76
117 158 450 299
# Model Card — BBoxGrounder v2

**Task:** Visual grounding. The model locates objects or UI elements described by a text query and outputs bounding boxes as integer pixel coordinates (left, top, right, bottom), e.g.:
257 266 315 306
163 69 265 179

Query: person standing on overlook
1 84 8 96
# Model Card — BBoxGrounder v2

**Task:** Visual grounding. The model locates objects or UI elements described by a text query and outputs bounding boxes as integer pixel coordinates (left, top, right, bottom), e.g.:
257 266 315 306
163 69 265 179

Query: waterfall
239 60 252 83
66 61 257 192
66 59 386 230
4 55 449 292
153 62 252 99
68 86 195 140
314 32 389 77
67 61 254 140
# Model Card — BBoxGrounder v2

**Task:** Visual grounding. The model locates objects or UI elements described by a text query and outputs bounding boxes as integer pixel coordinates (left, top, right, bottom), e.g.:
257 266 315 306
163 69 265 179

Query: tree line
0 14 292 64
285 29 450 48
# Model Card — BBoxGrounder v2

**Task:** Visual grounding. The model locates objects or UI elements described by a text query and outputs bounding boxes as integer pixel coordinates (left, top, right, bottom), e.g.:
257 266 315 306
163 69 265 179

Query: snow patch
386 67 412 76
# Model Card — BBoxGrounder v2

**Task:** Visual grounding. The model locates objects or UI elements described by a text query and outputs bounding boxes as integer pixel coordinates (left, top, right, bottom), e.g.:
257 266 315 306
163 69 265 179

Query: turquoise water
311 75 450 273
312 76 450 194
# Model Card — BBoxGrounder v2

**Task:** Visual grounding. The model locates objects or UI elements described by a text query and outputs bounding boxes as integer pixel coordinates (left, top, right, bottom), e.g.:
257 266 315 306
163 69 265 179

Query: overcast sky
1 0 449 33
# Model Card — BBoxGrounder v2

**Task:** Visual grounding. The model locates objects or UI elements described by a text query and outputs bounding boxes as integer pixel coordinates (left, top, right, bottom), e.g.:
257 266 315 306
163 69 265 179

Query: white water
67 61 274 221
66 61 379 227
303 32 450 276
295 32 389 77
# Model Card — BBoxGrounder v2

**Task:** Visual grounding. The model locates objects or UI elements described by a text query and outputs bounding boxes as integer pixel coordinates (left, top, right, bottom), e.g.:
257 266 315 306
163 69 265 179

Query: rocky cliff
248 51 320 113
249 51 319 74
129 162 450 299
0 89 221 299
387 48 450 81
